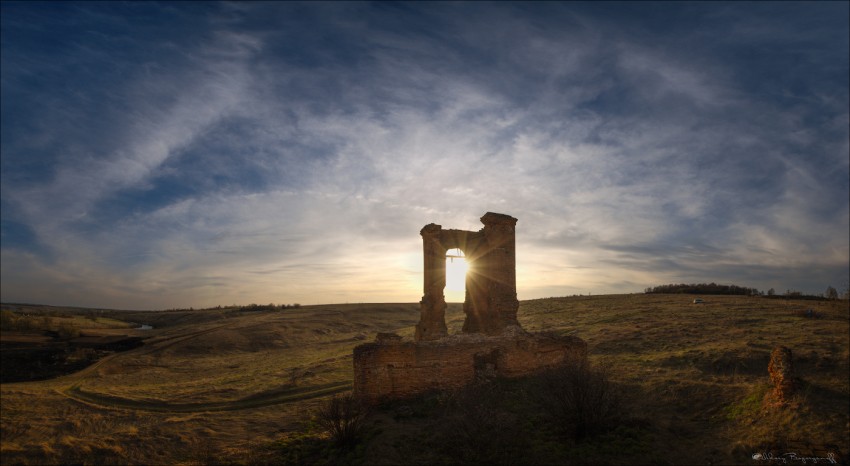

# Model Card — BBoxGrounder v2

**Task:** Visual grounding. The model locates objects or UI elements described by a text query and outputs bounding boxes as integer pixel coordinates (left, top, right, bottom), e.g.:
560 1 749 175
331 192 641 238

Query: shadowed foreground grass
1 296 847 465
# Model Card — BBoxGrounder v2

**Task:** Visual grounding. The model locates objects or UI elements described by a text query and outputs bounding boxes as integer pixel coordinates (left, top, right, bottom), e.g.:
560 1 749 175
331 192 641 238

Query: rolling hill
1 295 847 464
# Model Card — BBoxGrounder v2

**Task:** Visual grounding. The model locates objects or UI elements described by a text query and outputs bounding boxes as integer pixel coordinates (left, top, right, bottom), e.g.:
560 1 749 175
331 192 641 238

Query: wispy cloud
2 2 847 308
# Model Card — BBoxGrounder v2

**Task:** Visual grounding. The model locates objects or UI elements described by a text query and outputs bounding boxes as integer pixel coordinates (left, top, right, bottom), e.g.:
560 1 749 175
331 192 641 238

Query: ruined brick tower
353 212 587 404
416 212 520 341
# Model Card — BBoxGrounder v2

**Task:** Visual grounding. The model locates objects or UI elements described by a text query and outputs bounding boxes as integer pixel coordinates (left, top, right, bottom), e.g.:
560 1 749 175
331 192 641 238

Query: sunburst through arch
445 248 468 302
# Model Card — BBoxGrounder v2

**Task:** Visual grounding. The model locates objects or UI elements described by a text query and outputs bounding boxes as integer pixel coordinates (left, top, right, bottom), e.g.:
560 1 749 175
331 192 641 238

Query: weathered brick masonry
354 330 587 404
416 212 520 341
353 213 588 403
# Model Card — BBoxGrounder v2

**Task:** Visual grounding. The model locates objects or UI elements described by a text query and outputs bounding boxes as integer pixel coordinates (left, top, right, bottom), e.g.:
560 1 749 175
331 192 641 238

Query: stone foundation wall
353 330 587 404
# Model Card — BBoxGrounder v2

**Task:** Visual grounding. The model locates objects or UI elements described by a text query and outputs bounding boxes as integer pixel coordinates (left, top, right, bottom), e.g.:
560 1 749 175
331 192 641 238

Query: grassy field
0 295 847 465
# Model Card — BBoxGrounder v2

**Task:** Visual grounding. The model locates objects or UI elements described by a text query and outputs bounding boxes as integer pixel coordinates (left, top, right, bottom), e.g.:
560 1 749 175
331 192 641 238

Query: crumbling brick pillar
415 223 448 341
463 212 519 334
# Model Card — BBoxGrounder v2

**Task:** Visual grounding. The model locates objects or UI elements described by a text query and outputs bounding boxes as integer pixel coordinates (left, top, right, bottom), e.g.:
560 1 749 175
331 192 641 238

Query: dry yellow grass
519 294 849 463
1 296 847 464
1 303 419 464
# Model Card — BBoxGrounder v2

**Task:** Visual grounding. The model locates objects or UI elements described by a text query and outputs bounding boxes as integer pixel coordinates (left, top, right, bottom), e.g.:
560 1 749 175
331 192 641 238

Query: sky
1 2 848 310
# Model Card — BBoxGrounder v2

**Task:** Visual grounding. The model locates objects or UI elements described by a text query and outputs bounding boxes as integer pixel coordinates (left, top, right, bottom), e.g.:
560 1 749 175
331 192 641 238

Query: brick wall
353 330 587 404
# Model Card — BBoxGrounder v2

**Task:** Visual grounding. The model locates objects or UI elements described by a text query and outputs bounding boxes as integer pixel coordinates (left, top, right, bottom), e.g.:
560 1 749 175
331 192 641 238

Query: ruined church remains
353 212 587 403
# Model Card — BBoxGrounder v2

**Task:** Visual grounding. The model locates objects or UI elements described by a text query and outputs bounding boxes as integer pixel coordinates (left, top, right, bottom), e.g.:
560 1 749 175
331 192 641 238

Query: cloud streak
2 2 847 308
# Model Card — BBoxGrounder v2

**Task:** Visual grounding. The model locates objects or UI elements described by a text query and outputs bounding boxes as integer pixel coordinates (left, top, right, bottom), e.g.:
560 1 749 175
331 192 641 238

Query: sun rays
445 248 468 302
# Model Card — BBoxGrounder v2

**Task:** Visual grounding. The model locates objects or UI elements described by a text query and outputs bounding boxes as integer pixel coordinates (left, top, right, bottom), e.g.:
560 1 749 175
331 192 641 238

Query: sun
445 249 468 301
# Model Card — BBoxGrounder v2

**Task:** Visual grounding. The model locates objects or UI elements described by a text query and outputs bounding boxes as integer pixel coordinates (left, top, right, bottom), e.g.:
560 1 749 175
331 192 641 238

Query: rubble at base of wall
352 329 587 404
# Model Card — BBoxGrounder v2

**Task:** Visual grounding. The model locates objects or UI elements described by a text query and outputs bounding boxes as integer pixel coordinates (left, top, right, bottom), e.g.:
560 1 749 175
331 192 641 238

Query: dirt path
55 323 230 381
52 323 353 412
60 381 351 412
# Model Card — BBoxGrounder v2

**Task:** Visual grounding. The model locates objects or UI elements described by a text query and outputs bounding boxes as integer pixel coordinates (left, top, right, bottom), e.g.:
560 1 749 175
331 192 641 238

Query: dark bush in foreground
438 382 529 465
542 359 623 441
277 364 642 465
316 393 369 448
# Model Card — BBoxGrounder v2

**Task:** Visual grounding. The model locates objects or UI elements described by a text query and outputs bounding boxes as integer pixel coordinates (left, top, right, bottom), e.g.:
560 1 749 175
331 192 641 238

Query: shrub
270 430 328 465
438 382 529 465
56 322 80 339
316 393 368 448
0 311 52 331
68 348 98 363
0 310 17 330
542 358 623 441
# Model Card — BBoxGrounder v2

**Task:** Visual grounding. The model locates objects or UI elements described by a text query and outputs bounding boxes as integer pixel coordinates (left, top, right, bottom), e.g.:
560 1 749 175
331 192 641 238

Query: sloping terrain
0 296 847 465
0 303 424 464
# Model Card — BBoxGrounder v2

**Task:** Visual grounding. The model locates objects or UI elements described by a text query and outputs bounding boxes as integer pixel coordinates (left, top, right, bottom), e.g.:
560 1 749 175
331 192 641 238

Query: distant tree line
762 289 829 301
645 283 845 301
644 283 760 296
237 303 301 312
165 303 301 313
0 310 80 338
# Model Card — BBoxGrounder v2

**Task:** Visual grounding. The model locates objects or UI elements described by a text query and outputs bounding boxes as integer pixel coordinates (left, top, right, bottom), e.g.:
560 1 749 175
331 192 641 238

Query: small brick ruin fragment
353 213 588 404
764 345 795 407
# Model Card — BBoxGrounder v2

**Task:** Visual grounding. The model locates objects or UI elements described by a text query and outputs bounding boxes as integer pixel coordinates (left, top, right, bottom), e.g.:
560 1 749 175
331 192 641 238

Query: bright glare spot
446 257 468 291
445 249 467 302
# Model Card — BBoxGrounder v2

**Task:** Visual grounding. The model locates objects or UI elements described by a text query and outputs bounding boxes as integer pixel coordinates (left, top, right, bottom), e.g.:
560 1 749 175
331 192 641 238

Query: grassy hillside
1 295 847 465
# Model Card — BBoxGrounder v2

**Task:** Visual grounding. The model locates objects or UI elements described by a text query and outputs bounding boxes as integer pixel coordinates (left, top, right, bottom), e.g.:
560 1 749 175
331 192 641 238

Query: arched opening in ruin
444 248 468 302
415 213 520 342
355 212 589 405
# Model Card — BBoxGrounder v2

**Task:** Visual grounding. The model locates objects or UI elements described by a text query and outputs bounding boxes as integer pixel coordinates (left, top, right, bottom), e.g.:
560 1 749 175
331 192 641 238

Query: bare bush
438 382 528 465
56 322 80 339
0 310 17 329
0 311 53 332
543 358 623 441
316 393 368 448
